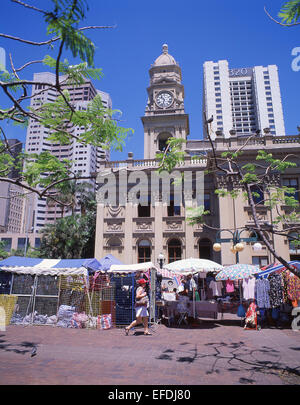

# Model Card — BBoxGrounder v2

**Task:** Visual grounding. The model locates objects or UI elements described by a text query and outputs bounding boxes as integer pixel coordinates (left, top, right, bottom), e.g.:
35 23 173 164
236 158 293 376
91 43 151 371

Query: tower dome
153 44 177 66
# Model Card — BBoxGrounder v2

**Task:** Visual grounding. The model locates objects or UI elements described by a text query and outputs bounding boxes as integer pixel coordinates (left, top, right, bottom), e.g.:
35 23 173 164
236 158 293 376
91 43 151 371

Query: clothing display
268 273 283 308
225 280 235 293
209 280 222 297
242 277 256 300
255 278 270 309
284 272 300 301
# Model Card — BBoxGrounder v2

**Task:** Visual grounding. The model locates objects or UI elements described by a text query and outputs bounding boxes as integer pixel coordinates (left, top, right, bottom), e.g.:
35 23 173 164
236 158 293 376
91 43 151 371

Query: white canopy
0 266 88 277
108 262 156 274
163 258 223 275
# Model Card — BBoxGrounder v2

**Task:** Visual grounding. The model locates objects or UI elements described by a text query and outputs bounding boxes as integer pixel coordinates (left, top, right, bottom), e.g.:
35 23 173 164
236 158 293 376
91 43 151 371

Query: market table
217 301 247 319
162 300 218 321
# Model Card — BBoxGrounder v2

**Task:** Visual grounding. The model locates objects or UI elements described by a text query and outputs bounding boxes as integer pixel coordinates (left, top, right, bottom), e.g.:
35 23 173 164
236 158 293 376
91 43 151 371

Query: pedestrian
125 279 151 336
184 273 196 300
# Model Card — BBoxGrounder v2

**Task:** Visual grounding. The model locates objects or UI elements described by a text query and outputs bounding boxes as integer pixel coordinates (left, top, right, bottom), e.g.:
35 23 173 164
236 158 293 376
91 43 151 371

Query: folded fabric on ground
10 312 58 325
57 305 76 328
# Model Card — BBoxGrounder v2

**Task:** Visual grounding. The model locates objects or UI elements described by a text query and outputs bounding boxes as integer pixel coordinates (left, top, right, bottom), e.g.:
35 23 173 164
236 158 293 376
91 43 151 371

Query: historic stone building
94 45 300 266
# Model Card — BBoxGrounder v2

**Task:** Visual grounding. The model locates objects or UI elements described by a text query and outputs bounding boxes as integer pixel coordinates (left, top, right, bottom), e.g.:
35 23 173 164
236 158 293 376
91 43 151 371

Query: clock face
156 92 173 108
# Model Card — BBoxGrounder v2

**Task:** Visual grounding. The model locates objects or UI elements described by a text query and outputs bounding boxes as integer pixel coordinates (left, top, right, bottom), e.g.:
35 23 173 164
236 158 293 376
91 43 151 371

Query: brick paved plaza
0 315 300 386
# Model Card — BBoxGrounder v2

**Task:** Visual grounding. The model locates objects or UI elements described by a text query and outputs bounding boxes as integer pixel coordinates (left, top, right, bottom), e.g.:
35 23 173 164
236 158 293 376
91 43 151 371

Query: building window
288 232 300 251
250 185 264 205
138 239 151 263
167 195 181 217
17 238 27 251
198 238 212 260
107 237 122 248
283 178 299 202
1 238 12 252
252 256 269 267
35 238 41 248
138 198 151 217
168 239 181 263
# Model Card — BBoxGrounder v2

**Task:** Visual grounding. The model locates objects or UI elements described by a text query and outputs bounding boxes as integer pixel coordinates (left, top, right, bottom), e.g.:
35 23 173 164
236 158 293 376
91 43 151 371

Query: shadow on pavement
0 335 38 355
155 339 300 384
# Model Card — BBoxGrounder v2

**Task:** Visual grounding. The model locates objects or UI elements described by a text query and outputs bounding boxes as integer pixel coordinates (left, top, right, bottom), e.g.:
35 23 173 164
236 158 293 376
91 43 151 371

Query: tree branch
264 5 300 26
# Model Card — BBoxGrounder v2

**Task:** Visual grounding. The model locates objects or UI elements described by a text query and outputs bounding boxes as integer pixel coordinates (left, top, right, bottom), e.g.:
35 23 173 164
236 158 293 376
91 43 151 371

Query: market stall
162 258 223 323
0 257 90 326
107 262 157 326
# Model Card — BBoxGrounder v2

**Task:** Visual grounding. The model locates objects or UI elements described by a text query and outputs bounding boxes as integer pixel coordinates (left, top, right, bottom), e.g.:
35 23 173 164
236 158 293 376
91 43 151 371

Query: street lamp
214 229 262 264
157 252 165 269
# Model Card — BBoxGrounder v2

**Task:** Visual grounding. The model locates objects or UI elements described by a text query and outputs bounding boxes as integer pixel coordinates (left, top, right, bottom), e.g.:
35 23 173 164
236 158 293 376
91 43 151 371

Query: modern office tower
0 139 23 233
23 72 112 233
203 60 286 139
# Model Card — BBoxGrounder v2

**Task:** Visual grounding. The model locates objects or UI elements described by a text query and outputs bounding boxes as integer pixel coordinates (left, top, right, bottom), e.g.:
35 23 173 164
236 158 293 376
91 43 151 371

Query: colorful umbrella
215 263 260 280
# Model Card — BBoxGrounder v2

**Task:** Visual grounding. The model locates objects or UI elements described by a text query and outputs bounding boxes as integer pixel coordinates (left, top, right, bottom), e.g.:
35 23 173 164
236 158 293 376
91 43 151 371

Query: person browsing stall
125 279 151 336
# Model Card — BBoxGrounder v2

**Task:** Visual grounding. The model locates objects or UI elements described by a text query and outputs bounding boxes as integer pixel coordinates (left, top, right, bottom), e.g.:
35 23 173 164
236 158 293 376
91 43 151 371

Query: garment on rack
225 280 235 293
209 280 222 297
281 273 289 303
254 278 270 309
242 277 256 300
268 273 283 308
284 271 300 301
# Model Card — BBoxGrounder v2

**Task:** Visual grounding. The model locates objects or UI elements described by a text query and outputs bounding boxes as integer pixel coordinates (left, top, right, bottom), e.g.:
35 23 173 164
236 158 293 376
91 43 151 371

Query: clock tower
141 44 190 159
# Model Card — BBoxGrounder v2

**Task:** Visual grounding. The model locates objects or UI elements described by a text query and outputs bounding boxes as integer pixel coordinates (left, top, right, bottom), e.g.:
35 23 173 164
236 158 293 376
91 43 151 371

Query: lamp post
213 229 262 308
157 252 165 269
214 229 262 264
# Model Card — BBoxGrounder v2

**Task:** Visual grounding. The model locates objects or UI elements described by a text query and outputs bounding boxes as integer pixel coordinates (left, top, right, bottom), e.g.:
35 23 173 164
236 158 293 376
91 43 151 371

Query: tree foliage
0 0 132 203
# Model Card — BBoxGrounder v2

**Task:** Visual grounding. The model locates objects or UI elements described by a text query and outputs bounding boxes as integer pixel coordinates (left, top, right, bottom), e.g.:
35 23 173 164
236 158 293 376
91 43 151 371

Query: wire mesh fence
1 268 158 330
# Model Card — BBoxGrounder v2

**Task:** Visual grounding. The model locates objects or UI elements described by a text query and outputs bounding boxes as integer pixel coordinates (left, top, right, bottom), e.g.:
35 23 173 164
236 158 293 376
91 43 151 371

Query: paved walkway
0 316 300 386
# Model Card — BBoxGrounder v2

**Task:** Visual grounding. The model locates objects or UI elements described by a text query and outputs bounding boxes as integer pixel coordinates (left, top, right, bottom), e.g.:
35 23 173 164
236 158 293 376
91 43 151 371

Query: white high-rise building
203 60 286 139
23 72 112 233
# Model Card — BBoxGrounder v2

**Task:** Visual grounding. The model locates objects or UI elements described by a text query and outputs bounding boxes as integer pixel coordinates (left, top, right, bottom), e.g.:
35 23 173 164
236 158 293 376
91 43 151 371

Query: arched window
198 238 212 260
138 239 151 263
107 237 122 248
250 231 263 242
157 132 171 152
168 238 181 263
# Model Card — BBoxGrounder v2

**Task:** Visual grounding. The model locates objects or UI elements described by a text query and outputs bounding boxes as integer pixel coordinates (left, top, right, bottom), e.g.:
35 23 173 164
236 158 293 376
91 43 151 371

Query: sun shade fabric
0 256 88 276
163 258 223 274
256 261 300 279
108 262 155 273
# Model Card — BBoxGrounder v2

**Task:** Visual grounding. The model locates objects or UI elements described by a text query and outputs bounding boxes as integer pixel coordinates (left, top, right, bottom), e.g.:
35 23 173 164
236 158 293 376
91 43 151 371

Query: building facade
22 72 112 234
0 139 23 234
95 45 299 267
203 60 286 139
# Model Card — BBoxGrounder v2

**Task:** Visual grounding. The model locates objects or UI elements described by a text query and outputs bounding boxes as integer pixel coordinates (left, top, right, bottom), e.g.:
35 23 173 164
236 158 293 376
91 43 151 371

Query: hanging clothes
281 272 289 303
255 278 270 309
226 280 235 293
284 271 300 301
209 280 222 297
268 273 283 308
242 277 256 300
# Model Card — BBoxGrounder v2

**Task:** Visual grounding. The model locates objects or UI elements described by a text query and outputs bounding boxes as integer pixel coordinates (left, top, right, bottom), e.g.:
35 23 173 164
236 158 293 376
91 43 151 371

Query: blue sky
0 0 299 161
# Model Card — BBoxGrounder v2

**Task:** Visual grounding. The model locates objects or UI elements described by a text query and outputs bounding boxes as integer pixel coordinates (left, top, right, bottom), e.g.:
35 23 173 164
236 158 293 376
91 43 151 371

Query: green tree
265 1 300 26
185 115 300 278
46 179 93 216
0 240 9 259
0 0 132 204
39 191 96 259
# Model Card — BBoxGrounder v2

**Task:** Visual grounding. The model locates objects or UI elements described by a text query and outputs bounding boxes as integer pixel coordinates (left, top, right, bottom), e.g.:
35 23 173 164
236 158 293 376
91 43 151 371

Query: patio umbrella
163 258 223 275
164 258 223 318
215 263 260 281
